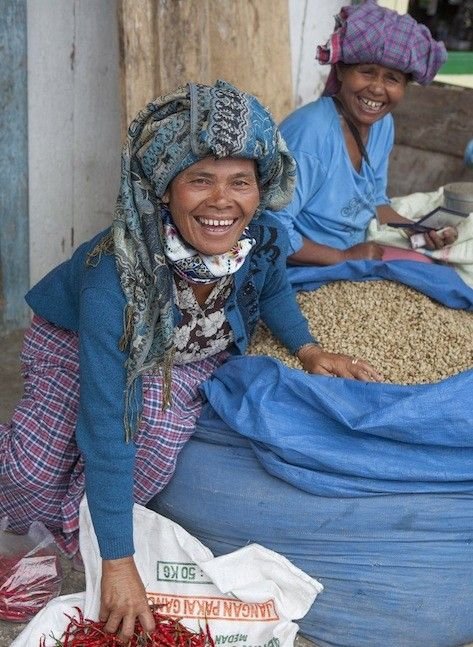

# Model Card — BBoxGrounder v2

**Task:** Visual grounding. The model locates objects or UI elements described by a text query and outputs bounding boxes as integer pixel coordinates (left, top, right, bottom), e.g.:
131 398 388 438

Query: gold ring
351 358 359 365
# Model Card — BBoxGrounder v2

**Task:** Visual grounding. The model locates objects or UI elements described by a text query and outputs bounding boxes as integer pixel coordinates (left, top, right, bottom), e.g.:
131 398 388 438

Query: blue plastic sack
196 356 473 497
149 261 473 647
151 426 473 647
287 260 473 311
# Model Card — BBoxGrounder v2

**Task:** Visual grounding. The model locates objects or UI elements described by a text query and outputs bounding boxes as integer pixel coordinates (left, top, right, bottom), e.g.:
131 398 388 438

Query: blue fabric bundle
150 261 473 647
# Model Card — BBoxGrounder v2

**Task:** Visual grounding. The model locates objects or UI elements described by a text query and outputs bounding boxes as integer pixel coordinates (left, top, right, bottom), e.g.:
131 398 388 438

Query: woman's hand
296 344 383 382
343 241 384 261
423 226 458 250
100 556 155 643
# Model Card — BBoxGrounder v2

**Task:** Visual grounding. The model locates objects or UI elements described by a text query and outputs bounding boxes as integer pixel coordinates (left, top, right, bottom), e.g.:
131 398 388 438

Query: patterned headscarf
317 0 447 96
107 80 295 437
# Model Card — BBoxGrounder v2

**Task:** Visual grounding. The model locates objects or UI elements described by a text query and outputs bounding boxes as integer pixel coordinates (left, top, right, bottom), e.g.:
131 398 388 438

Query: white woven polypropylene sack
12 499 322 647
81 499 322 647
367 187 473 287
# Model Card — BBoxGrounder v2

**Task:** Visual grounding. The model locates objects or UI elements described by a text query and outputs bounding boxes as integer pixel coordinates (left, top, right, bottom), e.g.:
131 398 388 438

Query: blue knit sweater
26 212 315 558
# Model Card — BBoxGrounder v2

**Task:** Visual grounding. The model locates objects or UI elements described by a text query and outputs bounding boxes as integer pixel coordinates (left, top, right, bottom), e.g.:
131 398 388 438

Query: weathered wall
118 0 293 130
0 0 29 331
27 0 121 286
389 83 473 197
4 0 472 334
288 0 345 110
20 0 342 308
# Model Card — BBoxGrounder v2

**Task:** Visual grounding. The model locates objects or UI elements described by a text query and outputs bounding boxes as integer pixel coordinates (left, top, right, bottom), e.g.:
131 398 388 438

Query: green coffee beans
247 281 473 384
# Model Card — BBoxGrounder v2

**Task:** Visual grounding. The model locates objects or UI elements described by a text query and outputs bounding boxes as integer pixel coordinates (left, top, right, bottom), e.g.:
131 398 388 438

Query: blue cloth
199 356 473 496
24 214 314 560
288 260 473 311
271 97 393 254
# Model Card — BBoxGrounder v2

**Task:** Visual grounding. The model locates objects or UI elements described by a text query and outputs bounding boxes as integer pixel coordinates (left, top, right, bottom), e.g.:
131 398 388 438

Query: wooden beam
118 0 293 130
207 0 293 121
118 0 160 136
0 0 30 331
156 0 211 95
393 82 473 158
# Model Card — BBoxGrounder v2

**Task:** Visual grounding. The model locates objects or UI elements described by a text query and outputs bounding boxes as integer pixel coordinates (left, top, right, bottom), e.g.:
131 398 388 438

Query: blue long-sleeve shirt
26 212 315 558
272 97 394 254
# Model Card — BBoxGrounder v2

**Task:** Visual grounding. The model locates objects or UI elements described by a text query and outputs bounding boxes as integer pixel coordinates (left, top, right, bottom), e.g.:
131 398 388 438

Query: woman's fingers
300 348 383 382
424 226 458 249
440 226 458 245
138 607 157 634
101 600 154 643
103 609 125 636
115 610 146 643
348 357 383 382
100 556 156 643
311 352 383 382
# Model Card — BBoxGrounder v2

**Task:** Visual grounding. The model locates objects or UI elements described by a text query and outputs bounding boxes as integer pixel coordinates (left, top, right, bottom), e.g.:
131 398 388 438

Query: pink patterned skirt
0 316 227 557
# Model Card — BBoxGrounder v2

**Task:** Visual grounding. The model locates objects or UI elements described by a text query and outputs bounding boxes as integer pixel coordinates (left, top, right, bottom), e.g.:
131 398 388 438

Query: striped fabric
0 316 226 557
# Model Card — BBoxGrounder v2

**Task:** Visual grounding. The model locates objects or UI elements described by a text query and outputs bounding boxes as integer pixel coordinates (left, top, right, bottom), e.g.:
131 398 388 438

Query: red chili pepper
40 606 215 647
0 550 62 622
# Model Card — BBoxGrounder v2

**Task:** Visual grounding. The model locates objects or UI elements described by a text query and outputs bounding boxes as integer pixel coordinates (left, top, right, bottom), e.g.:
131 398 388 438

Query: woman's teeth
198 217 235 227
360 97 383 111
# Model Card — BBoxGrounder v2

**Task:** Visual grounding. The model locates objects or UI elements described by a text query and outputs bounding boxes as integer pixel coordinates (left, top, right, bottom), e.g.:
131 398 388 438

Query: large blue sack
287 260 473 311
149 261 473 647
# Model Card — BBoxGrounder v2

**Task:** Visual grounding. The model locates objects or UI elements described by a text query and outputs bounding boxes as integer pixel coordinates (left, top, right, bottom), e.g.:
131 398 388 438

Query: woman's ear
162 191 170 205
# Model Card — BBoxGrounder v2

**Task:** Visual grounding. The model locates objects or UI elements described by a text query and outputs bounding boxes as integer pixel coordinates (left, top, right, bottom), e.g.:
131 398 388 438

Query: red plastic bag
0 518 63 622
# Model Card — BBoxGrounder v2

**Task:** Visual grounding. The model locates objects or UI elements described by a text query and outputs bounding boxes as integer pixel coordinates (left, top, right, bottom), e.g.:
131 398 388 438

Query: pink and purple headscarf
317 0 447 96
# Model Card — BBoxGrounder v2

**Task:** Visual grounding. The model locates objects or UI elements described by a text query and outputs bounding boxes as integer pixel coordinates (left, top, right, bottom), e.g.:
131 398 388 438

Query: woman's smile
358 96 384 114
196 216 237 229
336 63 407 133
163 157 261 256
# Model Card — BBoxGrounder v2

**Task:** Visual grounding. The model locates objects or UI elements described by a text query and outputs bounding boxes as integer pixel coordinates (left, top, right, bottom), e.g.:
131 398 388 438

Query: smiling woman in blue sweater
0 80 381 642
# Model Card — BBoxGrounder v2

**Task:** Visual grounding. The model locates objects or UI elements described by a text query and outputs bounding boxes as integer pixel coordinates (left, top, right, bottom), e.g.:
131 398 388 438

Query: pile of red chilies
0 553 61 622
39 606 216 647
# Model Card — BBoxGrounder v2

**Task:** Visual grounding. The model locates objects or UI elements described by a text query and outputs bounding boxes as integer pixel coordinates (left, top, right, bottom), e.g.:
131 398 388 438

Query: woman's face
336 63 408 132
163 157 260 256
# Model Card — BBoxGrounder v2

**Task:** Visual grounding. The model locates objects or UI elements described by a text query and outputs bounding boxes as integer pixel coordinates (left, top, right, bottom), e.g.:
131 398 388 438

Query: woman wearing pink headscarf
273 0 456 266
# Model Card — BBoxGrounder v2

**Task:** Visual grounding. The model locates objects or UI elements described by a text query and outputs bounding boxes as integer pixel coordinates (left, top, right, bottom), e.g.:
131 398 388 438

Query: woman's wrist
102 555 135 570
295 342 322 360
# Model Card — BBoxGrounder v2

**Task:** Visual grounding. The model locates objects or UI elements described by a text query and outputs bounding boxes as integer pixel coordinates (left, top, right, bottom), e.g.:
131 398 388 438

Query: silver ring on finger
351 358 359 365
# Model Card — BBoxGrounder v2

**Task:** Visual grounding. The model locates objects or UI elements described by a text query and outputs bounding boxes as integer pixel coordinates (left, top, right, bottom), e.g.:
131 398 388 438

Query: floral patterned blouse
173 275 234 365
